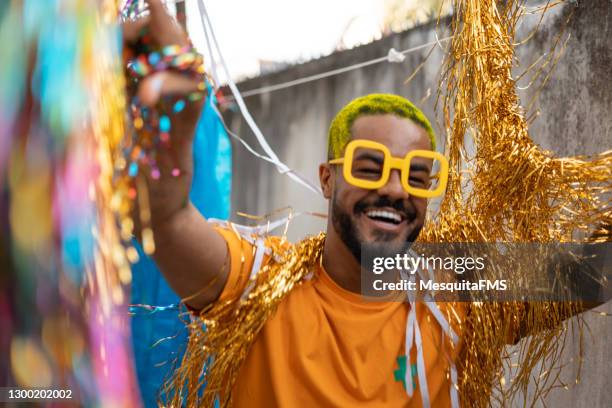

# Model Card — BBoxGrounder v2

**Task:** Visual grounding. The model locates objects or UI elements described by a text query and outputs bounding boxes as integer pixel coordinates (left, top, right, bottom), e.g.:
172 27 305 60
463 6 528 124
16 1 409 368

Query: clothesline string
227 37 453 99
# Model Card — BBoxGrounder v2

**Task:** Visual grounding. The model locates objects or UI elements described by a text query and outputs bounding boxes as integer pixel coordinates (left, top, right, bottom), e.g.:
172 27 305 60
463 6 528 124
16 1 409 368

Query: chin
358 223 418 257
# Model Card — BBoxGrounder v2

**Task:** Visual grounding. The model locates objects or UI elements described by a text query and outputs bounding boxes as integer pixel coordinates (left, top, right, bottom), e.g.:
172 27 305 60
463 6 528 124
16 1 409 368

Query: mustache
354 196 416 220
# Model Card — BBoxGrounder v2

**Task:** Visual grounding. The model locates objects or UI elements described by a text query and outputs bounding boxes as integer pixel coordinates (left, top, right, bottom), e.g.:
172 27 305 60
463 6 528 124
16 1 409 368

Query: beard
331 194 423 264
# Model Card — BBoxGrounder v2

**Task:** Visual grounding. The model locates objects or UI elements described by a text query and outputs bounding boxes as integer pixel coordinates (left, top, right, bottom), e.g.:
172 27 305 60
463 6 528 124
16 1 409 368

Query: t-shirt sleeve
215 226 256 303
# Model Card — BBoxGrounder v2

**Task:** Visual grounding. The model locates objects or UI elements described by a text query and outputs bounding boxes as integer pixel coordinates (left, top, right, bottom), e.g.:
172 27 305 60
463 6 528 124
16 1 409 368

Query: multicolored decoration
0 0 140 406
1 0 222 405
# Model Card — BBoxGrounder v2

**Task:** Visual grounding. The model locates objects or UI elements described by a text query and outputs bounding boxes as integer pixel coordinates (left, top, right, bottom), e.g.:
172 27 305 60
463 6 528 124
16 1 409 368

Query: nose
376 168 409 200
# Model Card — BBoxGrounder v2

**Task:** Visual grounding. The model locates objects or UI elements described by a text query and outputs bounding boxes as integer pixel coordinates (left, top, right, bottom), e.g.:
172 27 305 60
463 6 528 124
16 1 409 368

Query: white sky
183 0 387 82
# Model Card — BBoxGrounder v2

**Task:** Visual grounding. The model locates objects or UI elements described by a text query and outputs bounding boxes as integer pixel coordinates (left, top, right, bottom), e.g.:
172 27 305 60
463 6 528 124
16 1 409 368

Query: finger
122 17 150 44
144 0 188 46
137 72 205 107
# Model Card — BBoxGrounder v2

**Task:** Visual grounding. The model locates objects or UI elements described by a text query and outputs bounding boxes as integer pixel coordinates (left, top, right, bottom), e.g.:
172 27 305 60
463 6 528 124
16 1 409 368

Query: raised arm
124 0 228 310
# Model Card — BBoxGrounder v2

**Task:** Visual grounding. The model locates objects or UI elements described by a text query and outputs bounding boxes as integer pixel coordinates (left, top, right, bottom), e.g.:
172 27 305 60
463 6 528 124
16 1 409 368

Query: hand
123 0 205 107
122 0 205 228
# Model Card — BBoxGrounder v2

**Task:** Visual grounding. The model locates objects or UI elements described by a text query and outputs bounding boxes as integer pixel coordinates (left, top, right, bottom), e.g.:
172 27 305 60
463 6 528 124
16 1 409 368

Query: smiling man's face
328 114 433 261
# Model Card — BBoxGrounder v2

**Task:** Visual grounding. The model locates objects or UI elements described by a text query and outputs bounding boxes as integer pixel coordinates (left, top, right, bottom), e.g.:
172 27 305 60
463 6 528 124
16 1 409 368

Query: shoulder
209 220 298 302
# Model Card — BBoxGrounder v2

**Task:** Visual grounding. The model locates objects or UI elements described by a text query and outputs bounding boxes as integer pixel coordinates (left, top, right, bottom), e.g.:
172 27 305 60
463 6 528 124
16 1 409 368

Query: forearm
151 203 229 310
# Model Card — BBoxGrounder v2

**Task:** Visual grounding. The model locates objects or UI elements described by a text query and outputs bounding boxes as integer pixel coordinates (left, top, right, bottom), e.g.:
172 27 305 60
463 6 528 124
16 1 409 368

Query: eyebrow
354 152 384 165
409 163 431 173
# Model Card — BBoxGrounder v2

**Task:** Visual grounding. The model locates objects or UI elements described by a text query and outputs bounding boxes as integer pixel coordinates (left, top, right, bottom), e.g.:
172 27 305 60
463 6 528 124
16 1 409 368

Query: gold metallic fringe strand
163 1 610 407
418 0 611 406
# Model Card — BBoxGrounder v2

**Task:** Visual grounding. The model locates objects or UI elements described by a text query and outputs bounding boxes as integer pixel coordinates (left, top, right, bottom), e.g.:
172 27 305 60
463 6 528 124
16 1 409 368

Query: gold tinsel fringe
419 0 610 406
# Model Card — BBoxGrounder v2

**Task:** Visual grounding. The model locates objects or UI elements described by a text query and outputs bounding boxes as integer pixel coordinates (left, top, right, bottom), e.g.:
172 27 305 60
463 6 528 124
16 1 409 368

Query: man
157 94 462 407
127 1 607 407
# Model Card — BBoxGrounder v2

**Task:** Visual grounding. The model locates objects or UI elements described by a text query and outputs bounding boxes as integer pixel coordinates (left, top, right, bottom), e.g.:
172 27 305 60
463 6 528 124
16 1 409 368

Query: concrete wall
223 1 611 406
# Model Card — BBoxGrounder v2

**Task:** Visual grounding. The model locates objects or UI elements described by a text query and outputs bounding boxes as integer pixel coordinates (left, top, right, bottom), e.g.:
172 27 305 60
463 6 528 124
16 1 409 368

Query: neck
322 225 362 293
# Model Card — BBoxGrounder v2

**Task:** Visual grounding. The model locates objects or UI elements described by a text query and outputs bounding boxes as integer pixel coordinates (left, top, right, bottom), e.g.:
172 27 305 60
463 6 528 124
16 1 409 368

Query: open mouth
364 209 404 225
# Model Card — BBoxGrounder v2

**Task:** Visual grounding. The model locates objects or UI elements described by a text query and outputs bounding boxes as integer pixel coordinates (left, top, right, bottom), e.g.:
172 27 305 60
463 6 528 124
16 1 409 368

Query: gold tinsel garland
420 0 610 406
163 1 610 407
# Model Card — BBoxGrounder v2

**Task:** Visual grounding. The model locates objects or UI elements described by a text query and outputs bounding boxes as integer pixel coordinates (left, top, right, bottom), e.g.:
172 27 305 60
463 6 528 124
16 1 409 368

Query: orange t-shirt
216 227 464 407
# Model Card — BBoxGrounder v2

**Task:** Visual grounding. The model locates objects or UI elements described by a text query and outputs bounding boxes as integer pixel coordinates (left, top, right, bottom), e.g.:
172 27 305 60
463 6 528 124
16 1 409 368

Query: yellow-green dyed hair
327 94 436 159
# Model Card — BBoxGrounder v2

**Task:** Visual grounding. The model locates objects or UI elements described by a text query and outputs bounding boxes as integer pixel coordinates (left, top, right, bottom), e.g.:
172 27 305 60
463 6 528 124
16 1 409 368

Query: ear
319 163 334 199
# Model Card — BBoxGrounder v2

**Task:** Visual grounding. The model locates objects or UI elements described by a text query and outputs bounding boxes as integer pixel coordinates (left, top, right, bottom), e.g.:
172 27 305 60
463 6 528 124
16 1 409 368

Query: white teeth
365 210 402 223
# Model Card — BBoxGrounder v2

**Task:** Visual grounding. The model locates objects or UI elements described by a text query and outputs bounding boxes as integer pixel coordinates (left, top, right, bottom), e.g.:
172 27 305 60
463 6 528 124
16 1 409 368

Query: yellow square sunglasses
328 139 449 198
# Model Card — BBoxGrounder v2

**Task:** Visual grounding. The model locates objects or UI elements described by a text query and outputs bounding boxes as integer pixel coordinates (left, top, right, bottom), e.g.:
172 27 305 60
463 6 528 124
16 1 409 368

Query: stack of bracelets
122 29 208 181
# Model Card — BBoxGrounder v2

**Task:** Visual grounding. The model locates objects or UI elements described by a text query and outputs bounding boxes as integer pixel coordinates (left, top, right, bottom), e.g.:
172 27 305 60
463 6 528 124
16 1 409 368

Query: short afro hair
327 94 436 159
